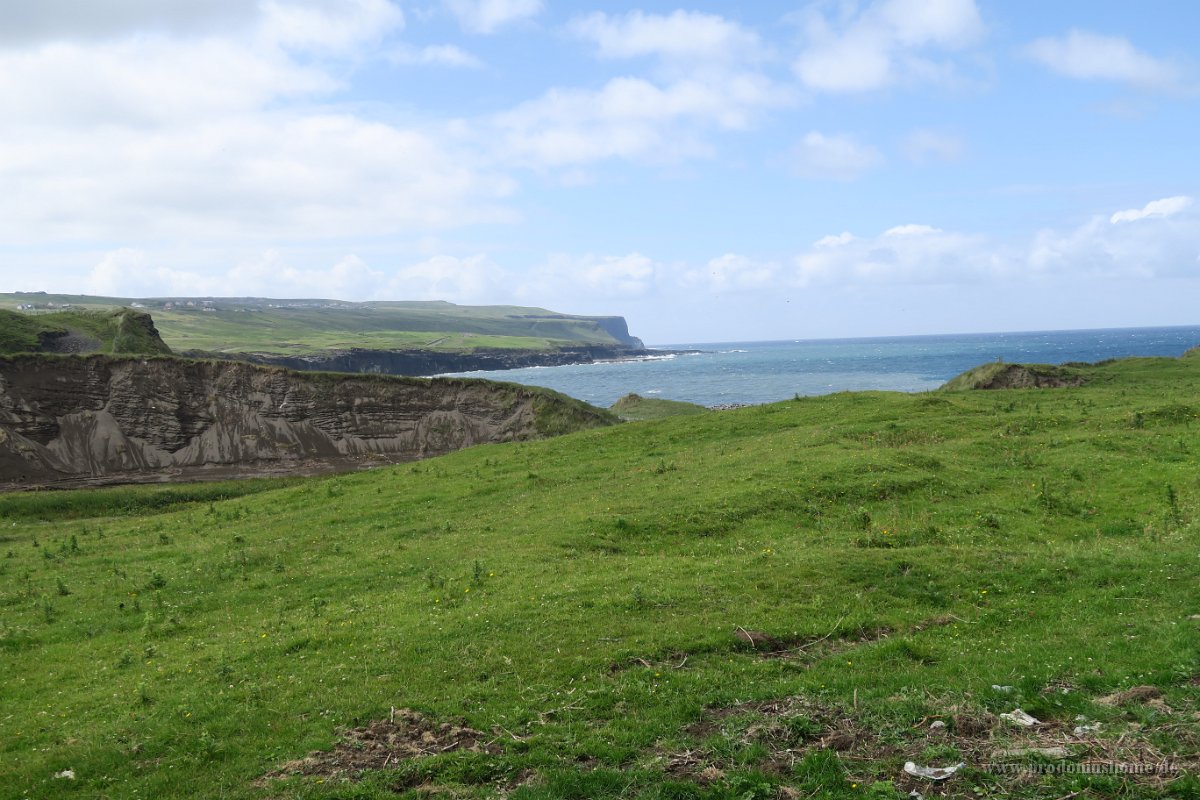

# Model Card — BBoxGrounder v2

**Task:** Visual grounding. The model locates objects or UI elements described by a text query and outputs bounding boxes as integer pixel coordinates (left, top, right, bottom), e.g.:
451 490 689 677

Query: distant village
9 292 356 313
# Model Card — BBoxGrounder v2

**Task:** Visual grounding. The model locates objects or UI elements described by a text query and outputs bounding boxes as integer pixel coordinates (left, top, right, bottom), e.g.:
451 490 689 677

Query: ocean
441 325 1200 408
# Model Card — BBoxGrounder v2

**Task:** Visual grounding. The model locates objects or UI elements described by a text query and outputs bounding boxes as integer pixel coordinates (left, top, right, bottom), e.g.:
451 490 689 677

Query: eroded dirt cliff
0 355 614 488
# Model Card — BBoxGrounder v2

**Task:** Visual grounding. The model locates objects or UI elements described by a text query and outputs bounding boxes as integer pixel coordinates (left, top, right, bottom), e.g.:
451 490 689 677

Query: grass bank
1 354 1198 799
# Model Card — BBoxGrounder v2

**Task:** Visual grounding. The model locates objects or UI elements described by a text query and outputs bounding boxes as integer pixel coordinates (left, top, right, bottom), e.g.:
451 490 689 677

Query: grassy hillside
610 393 710 421
0 294 639 355
940 361 1086 391
0 308 172 355
2 354 1199 799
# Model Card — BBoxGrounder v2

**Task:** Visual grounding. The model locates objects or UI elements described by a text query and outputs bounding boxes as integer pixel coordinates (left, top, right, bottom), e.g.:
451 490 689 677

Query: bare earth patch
976 364 1085 389
661 692 1198 795
262 709 500 783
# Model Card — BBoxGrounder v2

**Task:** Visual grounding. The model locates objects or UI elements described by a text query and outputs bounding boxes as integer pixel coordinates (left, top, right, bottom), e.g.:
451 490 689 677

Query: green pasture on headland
1 352 1198 799
0 295 637 355
610 393 710 421
0 308 172 356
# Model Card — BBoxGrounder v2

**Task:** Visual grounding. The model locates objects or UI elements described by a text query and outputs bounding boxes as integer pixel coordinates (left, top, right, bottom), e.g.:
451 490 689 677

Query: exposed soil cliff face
975 364 1085 389
940 362 1085 391
0 355 613 488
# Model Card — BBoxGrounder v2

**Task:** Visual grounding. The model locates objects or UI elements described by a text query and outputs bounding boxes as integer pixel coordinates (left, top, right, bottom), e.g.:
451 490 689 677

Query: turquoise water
442 326 1200 408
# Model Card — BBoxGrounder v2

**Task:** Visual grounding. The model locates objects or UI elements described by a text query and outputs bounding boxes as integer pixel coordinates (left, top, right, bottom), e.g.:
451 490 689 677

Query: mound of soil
265 709 499 781
661 690 1198 793
973 364 1084 389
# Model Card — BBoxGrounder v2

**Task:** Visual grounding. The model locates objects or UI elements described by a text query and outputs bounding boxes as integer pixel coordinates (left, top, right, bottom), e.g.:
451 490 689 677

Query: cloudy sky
2 0 1197 343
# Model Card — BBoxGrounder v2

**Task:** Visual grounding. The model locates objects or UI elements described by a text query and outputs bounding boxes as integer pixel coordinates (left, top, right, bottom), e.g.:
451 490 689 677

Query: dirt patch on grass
612 620 910 679
1097 684 1162 706
664 694 1198 794
262 709 500 783
672 695 887 779
736 623 896 660
975 364 1085 389
740 616 959 661
737 616 963 661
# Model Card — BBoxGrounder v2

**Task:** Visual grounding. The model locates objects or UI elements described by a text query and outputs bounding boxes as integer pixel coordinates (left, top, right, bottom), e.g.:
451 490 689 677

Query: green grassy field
0 308 172 356
157 309 560 354
0 295 638 355
610 394 710 421
1 354 1198 799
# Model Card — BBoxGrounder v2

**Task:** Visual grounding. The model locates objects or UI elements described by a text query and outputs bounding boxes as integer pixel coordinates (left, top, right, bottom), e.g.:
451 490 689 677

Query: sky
1 0 1198 344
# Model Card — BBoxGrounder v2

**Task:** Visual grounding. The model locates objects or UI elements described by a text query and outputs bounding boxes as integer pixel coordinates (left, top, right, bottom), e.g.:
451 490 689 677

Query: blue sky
1 0 1197 343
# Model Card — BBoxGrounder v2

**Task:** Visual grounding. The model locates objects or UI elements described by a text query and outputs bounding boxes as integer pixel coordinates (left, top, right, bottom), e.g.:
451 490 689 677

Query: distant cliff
593 316 644 349
1 298 655 375
0 308 172 356
0 355 615 488
189 343 662 377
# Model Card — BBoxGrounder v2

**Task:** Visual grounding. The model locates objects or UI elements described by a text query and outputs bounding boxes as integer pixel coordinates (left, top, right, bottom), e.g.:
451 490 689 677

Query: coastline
419 326 1200 409
181 345 700 377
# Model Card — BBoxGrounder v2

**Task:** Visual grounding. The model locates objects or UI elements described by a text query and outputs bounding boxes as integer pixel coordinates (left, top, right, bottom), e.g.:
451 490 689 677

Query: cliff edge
0 308 172 356
0 355 615 488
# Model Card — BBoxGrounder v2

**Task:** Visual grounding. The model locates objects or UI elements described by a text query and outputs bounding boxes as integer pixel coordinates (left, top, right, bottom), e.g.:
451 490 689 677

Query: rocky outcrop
977 364 1085 389
185 344 666 377
940 362 1085 391
0 355 614 488
0 308 172 356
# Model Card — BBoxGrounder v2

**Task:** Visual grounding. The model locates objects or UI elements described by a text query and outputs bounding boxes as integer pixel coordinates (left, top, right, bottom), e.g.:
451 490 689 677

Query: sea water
441 326 1200 408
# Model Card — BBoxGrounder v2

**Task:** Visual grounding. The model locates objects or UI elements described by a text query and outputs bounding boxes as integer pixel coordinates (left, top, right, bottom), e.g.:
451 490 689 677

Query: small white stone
999 708 1040 727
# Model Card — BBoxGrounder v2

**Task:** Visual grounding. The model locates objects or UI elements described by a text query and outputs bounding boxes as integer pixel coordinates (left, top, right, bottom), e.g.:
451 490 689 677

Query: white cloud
0 9 514 245
902 129 964 164
88 249 210 297
385 254 507 301
1024 30 1179 87
789 132 883 180
814 232 855 248
685 254 778 292
444 0 542 34
788 197 1199 290
0 0 256 44
793 28 893 93
86 250 375 299
73 193 1200 313
0 39 335 127
517 253 659 303
387 43 482 68
875 0 984 47
0 108 515 243
885 224 943 236
0 0 404 53
260 0 404 53
494 73 786 167
794 225 997 287
1030 202 1199 278
572 253 656 296
793 0 984 92
569 10 761 64
85 250 507 304
492 9 788 169
1110 195 1193 224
